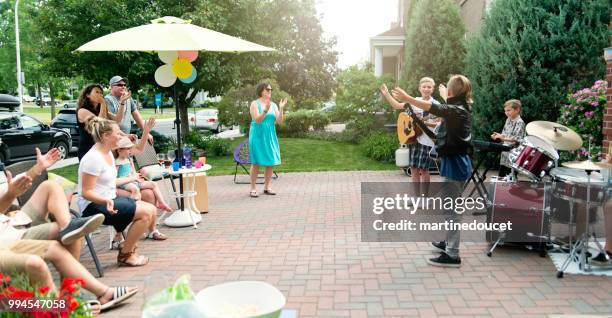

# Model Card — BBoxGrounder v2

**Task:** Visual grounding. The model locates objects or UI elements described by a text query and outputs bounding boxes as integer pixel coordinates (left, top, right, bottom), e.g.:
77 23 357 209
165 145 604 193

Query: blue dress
249 100 281 166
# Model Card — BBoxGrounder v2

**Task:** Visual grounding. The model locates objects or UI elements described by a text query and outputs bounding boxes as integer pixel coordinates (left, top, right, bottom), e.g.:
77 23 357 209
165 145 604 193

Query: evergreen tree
401 0 465 97
464 0 610 141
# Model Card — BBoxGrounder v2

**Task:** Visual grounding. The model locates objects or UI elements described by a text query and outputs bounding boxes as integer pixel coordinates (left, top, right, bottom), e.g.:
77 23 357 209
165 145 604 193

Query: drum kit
485 120 611 277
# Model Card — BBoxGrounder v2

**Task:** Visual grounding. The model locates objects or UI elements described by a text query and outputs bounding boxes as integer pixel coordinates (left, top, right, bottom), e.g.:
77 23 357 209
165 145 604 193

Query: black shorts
82 197 136 232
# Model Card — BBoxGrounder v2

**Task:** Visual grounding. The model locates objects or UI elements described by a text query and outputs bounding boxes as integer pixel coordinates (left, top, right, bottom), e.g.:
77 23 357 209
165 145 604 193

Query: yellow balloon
172 58 193 79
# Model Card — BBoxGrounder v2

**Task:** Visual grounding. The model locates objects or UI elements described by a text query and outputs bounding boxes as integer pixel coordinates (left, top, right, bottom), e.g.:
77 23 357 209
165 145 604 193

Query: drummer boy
491 99 525 178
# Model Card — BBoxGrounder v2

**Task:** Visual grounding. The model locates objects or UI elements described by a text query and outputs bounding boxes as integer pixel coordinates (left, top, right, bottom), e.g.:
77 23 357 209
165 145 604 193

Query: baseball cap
109 76 128 86
117 136 135 149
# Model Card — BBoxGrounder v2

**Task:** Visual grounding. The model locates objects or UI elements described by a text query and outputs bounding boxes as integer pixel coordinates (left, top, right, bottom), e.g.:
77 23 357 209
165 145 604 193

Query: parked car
49 108 79 151
0 110 71 163
22 95 36 103
61 101 77 109
189 108 221 133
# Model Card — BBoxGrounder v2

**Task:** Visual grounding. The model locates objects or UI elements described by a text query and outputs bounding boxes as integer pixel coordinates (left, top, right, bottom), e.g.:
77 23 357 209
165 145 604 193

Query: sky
315 0 399 69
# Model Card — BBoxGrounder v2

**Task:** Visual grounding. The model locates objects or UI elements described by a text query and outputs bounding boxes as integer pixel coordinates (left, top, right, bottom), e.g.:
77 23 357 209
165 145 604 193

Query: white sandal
99 286 138 311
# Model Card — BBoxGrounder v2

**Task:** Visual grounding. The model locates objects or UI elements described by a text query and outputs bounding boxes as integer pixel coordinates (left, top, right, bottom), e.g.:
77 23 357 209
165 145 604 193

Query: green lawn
49 138 397 182
23 106 183 124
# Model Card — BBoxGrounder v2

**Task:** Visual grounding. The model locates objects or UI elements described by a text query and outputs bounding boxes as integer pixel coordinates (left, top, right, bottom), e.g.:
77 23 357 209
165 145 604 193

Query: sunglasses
265 88 273 92
114 84 127 87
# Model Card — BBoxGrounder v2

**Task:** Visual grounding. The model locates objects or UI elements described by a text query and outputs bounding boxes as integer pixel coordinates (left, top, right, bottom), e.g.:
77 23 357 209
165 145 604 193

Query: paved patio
81 171 612 317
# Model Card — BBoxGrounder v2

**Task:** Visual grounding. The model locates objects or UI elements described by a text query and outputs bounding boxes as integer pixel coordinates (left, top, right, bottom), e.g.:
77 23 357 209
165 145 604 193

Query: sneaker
590 252 610 266
60 214 105 245
432 241 446 252
427 252 461 268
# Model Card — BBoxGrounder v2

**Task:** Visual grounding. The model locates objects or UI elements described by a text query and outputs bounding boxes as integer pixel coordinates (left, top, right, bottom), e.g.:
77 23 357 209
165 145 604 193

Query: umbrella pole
174 84 184 211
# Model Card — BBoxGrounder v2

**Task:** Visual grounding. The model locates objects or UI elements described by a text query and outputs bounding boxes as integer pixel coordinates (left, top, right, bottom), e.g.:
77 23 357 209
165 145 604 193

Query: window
21 115 42 131
0 116 20 130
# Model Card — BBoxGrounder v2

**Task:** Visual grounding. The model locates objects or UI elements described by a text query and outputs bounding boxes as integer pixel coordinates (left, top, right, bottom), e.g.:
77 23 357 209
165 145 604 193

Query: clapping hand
6 171 32 198
279 98 288 111
120 90 132 104
391 87 410 102
380 84 390 96
144 118 155 144
438 84 448 101
36 147 61 171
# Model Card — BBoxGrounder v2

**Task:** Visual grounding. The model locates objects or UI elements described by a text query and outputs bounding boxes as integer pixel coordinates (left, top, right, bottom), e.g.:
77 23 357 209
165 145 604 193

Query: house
370 0 492 80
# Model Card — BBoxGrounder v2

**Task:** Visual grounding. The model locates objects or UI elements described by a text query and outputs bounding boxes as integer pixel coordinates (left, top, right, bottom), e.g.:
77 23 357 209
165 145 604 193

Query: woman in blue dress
248 82 287 197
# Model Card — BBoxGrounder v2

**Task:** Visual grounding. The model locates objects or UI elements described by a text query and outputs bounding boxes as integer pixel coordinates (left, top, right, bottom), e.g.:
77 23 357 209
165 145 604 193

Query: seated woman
77 116 157 267
0 163 137 314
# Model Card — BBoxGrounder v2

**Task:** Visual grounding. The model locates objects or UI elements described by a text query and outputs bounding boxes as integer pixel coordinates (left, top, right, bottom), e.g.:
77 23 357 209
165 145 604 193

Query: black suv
50 108 79 150
0 111 71 163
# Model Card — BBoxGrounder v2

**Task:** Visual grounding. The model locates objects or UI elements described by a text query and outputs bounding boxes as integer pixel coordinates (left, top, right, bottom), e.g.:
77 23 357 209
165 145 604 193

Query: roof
375 26 404 37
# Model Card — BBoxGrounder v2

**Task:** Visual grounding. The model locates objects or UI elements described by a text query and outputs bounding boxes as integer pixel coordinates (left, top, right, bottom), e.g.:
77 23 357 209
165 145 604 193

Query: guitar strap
404 103 436 141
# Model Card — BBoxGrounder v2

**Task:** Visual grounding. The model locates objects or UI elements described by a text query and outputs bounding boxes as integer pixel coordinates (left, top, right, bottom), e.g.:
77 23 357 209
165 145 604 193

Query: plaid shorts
409 142 434 170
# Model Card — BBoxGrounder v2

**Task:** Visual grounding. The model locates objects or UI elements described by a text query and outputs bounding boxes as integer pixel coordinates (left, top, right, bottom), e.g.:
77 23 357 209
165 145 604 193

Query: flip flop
99 286 138 311
250 190 259 198
146 230 168 241
263 189 276 195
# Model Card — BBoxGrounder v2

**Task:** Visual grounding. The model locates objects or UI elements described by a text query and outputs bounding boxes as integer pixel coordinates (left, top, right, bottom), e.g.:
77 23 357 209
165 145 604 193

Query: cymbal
562 160 612 171
525 121 582 151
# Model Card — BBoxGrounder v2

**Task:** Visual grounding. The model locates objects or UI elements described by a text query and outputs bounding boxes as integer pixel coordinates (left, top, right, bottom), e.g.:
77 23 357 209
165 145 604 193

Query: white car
189 108 221 132
22 95 36 103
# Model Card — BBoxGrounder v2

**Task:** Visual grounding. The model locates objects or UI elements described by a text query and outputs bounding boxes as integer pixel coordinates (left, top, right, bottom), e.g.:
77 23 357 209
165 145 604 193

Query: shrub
558 80 606 161
465 0 610 141
335 65 395 122
278 110 331 137
401 0 466 97
184 130 231 157
361 131 398 163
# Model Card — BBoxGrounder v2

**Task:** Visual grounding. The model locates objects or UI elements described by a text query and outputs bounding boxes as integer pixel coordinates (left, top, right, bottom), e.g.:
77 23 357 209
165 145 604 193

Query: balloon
178 50 198 62
179 66 197 84
172 58 192 78
154 64 177 87
158 51 178 64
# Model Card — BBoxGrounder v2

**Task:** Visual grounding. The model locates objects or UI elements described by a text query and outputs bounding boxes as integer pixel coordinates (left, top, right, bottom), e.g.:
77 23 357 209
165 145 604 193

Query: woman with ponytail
76 117 157 267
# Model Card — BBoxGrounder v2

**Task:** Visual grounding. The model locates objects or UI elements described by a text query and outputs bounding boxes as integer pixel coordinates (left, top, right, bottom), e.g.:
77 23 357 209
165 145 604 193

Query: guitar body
397 112 422 145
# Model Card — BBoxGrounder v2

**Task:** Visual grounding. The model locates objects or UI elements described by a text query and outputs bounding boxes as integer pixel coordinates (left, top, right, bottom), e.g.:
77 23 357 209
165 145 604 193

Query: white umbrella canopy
75 16 274 52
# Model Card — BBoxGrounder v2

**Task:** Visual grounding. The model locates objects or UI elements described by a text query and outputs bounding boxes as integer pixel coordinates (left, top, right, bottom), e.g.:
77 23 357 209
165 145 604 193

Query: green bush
465 0 610 141
335 65 395 122
401 0 466 97
278 110 331 137
558 80 606 161
184 130 231 157
361 131 398 163
341 114 390 144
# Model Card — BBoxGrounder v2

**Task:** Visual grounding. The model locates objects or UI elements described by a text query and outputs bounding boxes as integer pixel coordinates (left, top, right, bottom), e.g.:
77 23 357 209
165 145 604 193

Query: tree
34 0 337 137
464 0 610 141
335 64 394 120
400 0 465 97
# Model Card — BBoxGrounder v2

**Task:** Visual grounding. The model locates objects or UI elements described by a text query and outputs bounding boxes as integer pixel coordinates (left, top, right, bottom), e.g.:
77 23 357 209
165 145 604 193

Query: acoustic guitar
397 112 422 145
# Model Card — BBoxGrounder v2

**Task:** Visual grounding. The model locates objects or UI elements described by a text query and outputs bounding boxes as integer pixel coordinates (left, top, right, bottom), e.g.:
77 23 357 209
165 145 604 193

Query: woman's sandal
263 189 277 195
98 286 138 311
157 203 173 212
146 229 168 241
110 239 124 251
117 248 149 267
83 299 101 316
250 190 259 198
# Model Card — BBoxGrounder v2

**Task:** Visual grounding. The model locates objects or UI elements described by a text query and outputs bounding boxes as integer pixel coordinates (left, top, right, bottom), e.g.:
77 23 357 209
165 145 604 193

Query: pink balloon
178 51 198 62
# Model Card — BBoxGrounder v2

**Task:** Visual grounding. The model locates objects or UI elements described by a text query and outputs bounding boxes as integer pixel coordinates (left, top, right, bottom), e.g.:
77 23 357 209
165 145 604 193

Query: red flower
0 273 10 284
10 288 35 298
38 286 50 295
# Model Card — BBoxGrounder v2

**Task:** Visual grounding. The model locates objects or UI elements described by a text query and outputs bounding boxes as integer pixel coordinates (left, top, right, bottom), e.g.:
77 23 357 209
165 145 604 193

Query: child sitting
491 99 525 178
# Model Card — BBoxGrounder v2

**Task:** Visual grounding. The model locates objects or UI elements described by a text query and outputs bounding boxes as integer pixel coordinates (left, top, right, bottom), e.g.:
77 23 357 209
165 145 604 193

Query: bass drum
487 181 550 244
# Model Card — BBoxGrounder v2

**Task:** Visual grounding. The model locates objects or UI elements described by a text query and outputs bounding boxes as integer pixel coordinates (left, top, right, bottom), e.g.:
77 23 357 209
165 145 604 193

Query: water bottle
183 146 193 169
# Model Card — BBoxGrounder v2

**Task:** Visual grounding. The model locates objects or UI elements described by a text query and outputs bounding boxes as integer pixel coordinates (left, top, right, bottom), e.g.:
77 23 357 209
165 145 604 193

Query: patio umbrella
76 16 274 213
76 16 274 159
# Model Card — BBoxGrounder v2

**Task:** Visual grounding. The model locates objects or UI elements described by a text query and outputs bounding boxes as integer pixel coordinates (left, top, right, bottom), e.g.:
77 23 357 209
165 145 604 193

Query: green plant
558 80 606 161
401 0 466 97
0 272 90 317
278 110 331 137
361 131 398 163
465 0 610 141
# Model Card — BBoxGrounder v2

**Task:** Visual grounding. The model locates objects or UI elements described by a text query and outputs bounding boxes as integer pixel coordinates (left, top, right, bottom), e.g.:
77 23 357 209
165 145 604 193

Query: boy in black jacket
389 75 473 267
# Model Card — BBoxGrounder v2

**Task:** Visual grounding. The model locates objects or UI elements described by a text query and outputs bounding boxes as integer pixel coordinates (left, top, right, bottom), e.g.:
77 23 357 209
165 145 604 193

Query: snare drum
511 136 559 180
550 167 606 206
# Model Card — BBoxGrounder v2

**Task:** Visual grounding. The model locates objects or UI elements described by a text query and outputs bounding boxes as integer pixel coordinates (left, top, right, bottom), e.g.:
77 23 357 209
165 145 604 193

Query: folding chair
5 161 104 277
132 141 179 224
233 139 278 184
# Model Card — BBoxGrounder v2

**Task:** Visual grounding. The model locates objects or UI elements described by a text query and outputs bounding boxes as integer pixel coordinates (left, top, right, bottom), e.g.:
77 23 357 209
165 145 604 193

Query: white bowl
196 281 286 318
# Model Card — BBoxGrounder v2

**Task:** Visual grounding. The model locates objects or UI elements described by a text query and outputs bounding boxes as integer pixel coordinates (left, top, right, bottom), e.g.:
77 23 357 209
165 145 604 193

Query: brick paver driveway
85 171 612 317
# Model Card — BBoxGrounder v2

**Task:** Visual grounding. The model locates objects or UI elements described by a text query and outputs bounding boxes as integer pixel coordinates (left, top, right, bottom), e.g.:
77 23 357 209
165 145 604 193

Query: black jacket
428 96 472 156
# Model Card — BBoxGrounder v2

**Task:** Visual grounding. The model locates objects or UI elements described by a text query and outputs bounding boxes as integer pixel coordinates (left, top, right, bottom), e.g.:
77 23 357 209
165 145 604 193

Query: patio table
164 164 211 228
